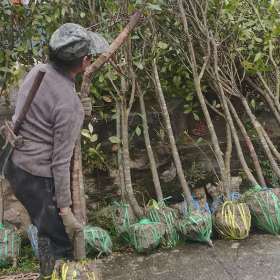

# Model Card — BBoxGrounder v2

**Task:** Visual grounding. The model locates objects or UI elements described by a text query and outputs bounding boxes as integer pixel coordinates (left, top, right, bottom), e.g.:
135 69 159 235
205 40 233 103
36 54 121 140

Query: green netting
214 201 251 240
128 219 166 253
147 199 179 248
0 224 21 266
84 226 112 256
111 202 136 239
176 211 212 245
242 187 280 235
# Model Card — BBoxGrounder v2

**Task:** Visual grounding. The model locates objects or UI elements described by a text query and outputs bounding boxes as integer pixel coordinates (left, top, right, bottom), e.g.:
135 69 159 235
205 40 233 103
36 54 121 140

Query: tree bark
246 77 280 127
177 0 228 195
241 97 280 179
120 93 143 218
211 39 258 188
228 99 266 187
152 59 193 208
80 11 141 98
138 83 163 202
0 179 3 225
116 100 126 201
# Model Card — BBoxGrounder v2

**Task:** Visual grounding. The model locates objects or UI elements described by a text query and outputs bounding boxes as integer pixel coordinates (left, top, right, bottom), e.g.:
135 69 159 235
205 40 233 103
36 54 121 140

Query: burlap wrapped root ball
84 226 112 256
214 201 251 240
176 211 213 245
111 203 136 237
51 261 102 280
0 224 21 266
244 189 280 235
147 205 180 247
128 219 166 253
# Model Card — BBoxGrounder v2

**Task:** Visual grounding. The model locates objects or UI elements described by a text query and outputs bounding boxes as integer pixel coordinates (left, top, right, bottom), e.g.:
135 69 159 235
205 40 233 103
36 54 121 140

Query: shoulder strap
13 70 46 135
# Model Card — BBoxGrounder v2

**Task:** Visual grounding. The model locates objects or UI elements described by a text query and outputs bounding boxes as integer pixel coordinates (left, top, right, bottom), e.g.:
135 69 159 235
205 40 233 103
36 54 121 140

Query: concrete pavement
100 234 280 280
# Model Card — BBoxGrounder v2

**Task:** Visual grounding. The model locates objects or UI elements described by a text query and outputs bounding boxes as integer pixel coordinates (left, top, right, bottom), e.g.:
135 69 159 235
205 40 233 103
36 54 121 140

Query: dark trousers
4 158 73 263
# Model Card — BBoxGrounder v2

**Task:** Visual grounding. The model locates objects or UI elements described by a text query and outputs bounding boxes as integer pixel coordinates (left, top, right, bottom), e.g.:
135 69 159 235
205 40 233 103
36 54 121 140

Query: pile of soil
244 189 280 234
84 226 112 256
111 203 137 235
214 202 251 240
176 211 212 245
128 221 166 253
147 206 179 247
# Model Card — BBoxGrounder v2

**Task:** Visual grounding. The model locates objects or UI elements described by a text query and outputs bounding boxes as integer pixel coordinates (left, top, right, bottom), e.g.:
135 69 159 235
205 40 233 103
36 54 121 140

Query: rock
2 180 31 235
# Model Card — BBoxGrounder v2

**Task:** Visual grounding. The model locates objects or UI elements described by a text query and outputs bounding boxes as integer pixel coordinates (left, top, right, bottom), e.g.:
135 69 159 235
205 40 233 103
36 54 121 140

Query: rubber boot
38 236 56 280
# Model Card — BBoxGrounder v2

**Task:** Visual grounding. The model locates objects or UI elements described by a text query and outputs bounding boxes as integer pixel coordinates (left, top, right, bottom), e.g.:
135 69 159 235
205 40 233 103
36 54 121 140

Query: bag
0 71 45 178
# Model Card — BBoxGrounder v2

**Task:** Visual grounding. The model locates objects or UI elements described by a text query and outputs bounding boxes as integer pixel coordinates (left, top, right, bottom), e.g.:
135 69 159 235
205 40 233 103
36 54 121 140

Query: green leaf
196 137 203 144
254 52 263 62
109 136 121 144
193 112 200 121
158 41 168 49
81 129 91 139
147 3 162 11
135 126 141 136
90 134 98 143
88 123 94 134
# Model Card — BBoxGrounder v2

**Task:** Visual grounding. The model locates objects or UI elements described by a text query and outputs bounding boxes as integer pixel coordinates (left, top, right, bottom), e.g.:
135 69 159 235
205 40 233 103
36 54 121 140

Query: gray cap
49 23 109 61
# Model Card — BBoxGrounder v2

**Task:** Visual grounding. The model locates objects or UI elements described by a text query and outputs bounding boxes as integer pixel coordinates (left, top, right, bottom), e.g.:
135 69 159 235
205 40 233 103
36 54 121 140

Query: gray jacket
12 63 84 208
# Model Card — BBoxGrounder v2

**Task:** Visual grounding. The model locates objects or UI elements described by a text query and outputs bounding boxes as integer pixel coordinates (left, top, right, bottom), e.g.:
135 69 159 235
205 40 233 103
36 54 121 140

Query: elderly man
4 23 108 279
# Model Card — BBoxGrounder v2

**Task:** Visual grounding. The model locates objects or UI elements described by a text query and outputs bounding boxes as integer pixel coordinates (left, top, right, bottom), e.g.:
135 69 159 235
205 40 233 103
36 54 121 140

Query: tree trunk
138 84 163 202
246 77 280 127
211 39 258 188
80 11 141 98
152 59 193 208
121 101 143 218
241 97 280 179
116 100 126 201
228 99 266 187
0 179 3 225
120 77 143 218
177 0 228 196
70 141 87 224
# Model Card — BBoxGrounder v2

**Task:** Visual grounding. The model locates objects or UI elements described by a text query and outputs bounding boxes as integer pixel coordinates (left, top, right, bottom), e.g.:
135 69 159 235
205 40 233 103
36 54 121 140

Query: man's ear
82 56 92 68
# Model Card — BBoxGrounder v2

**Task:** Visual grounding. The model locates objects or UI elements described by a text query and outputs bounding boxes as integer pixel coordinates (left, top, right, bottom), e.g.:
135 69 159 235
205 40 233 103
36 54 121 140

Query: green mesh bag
0 224 21 266
176 211 213 246
84 226 112 256
128 219 166 253
242 186 280 235
111 202 136 239
147 199 180 248
214 201 251 240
